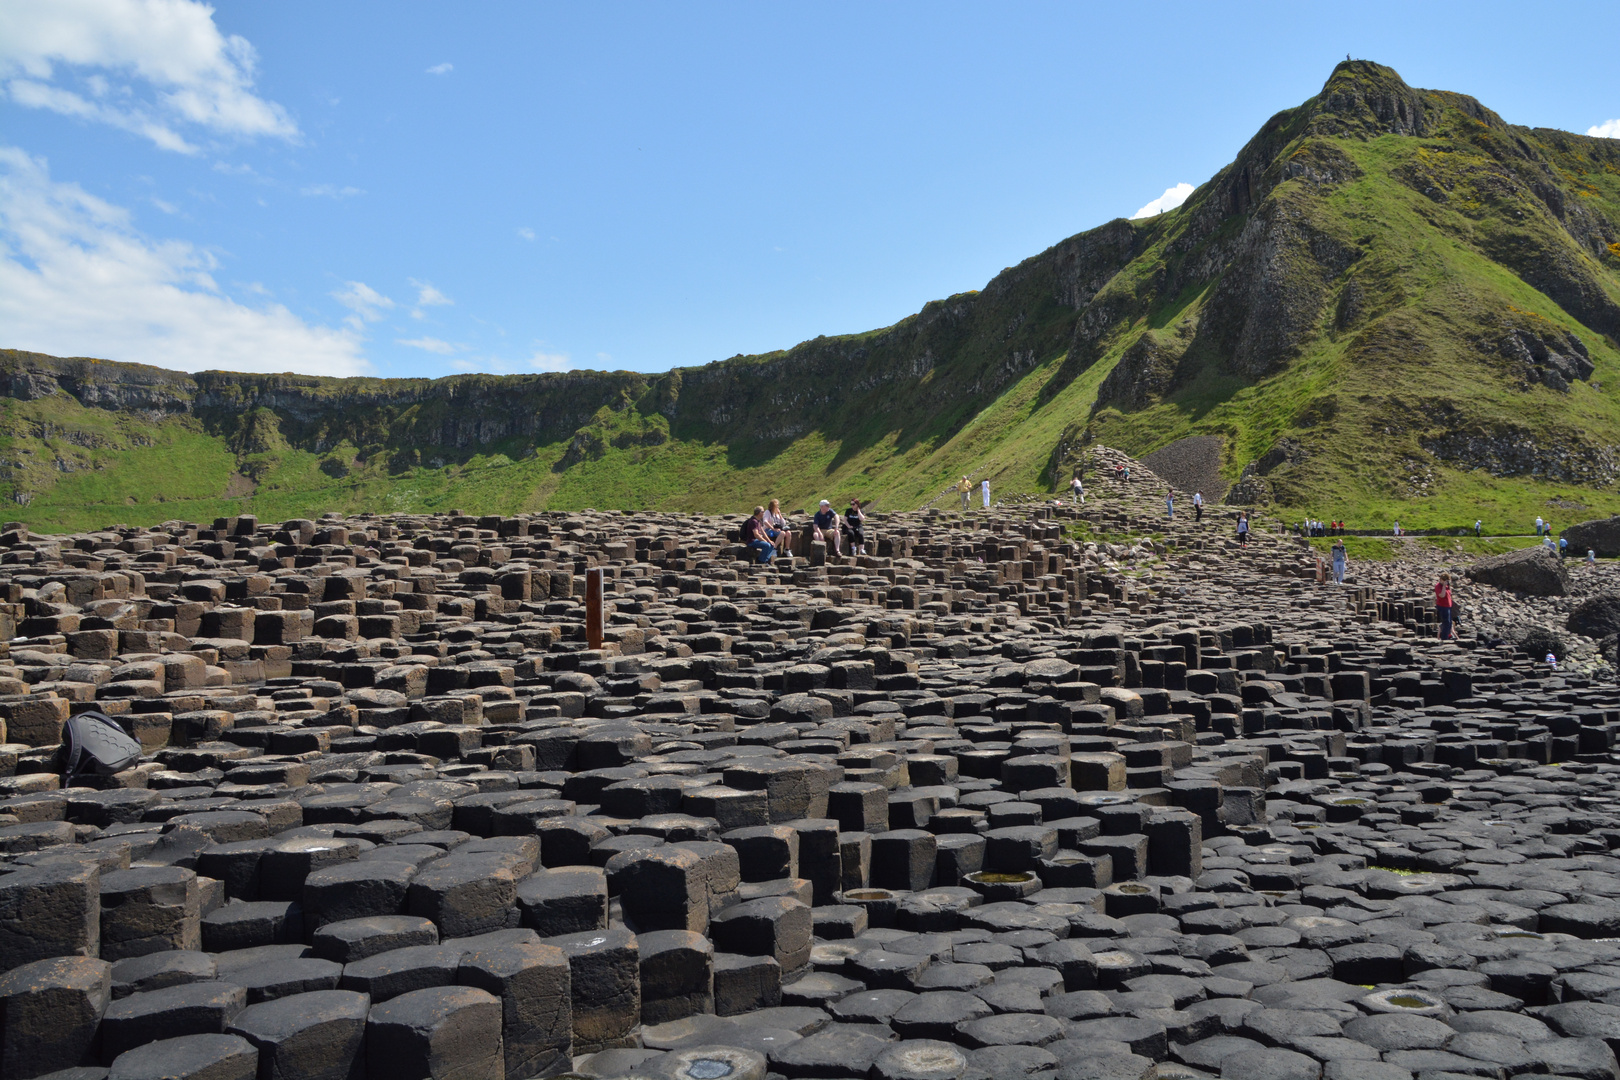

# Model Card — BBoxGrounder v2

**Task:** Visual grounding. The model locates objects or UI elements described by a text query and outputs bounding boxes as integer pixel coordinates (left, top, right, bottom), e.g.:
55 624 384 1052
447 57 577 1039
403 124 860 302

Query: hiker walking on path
812 499 842 557
1475 519 1482 537
1193 491 1204 521
1536 516 1545 537
1559 535 1569 559
741 506 775 564
1434 572 1456 640
957 475 972 511
1331 537 1347 584
981 479 990 509
1237 511 1250 546
1070 473 1084 505
1393 521 1402 537
1165 490 1174 519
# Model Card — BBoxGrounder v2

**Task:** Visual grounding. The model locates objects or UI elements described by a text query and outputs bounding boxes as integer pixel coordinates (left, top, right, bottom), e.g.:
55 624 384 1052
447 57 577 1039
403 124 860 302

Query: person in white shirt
1069 474 1084 504
981 479 990 508
1193 491 1204 521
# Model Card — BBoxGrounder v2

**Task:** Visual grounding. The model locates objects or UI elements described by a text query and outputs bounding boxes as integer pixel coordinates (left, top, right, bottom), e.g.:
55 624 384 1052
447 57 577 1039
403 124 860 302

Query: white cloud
398 336 457 355
517 227 535 241
0 146 367 376
0 0 298 153
426 62 453 76
1131 181 1194 219
1589 119 1620 139
149 195 177 214
410 279 451 307
529 351 573 372
406 278 451 320
439 349 588 374
331 280 393 330
300 184 363 198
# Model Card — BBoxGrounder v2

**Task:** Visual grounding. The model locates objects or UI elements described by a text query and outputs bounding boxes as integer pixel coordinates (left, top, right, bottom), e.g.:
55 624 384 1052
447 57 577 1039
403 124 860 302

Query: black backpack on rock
59 710 143 783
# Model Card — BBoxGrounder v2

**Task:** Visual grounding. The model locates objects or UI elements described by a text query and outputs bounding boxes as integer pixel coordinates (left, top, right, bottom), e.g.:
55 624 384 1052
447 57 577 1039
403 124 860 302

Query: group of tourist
740 497 868 563
1297 519 1345 536
957 476 992 511
1156 489 1206 521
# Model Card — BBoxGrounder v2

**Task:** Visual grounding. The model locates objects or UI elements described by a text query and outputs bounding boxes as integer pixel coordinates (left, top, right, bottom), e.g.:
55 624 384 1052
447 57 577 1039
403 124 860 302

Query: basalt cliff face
4 61 1620 531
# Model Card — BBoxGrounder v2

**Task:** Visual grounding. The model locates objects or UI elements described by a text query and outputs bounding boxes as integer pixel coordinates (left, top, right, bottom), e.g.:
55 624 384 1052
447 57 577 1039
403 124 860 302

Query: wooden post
585 567 604 650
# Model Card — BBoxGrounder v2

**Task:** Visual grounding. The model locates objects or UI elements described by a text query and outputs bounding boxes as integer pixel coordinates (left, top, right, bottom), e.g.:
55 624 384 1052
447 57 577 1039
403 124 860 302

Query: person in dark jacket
740 506 774 564
843 498 868 556
811 499 842 556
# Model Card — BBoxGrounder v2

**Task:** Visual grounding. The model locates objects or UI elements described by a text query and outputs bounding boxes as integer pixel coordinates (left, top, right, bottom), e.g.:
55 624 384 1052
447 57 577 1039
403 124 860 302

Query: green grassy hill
4 61 1619 535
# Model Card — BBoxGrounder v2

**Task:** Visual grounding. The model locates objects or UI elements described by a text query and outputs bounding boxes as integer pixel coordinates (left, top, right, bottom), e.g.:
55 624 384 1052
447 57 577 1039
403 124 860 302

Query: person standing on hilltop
1237 511 1250 546
1331 536 1347 584
1070 473 1084 505
1193 491 1204 521
812 499 842 557
957 475 972 511
1434 572 1456 641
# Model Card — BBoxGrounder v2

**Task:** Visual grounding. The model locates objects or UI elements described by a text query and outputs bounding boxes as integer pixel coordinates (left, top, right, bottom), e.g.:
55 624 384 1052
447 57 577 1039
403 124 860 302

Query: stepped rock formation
1 446 1619 1077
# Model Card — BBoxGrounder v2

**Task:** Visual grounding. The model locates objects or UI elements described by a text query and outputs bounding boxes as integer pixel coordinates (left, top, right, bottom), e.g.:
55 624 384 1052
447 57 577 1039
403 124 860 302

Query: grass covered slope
1067 62 1620 529
3 61 1619 534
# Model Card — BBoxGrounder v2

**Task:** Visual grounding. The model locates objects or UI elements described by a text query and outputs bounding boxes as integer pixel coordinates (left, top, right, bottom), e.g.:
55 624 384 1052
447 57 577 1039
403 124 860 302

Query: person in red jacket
1434 572 1456 640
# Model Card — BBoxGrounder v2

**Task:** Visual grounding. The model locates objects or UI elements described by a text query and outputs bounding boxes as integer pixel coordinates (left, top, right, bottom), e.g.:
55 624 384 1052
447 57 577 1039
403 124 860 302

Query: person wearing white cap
811 499 842 556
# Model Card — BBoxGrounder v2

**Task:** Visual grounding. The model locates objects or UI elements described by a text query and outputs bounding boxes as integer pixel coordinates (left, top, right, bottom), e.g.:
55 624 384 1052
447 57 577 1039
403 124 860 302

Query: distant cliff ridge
4 61 1620 531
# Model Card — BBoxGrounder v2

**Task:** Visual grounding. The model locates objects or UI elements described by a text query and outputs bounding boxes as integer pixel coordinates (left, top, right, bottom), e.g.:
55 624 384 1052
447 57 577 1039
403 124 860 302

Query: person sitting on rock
843 498 868 557
812 499 842 556
740 506 774 564
764 498 791 555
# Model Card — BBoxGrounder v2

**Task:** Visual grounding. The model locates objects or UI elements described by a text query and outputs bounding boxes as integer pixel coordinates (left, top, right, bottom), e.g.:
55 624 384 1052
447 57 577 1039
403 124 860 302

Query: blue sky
2 0 1617 380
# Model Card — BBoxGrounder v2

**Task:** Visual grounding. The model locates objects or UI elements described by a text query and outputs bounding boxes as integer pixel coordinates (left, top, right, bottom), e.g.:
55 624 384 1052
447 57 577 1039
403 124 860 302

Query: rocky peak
1308 60 1439 139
